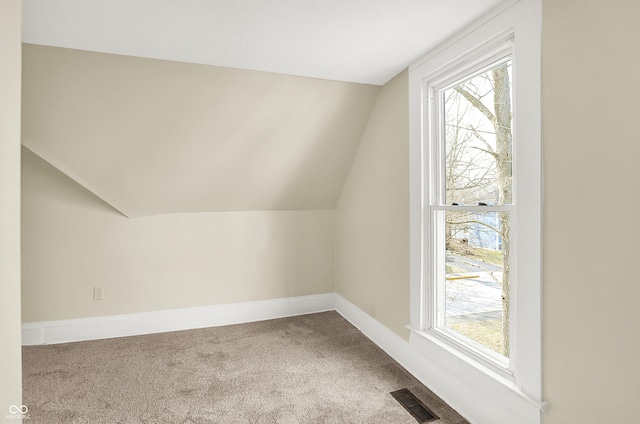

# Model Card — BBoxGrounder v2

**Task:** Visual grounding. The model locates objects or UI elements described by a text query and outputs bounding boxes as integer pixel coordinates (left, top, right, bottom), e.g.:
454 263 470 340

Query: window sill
407 325 548 413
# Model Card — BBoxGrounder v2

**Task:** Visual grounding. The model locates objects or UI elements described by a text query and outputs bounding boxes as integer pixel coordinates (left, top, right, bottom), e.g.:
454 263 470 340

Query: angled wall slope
334 70 409 339
21 45 380 322
22 44 379 217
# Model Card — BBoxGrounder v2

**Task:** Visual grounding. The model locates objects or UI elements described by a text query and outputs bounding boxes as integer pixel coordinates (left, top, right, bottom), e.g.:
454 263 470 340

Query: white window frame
428 42 514 372
408 1 545 423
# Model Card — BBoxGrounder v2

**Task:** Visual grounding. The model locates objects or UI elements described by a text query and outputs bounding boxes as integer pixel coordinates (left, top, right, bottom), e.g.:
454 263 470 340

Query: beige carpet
22 311 469 423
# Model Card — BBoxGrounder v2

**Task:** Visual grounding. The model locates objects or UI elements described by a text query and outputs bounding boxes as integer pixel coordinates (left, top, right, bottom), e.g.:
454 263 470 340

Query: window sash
424 47 516 372
429 206 513 371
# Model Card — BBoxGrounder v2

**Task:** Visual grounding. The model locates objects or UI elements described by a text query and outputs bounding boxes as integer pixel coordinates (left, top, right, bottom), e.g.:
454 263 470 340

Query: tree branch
454 86 495 123
446 219 500 235
468 124 497 156
470 146 498 158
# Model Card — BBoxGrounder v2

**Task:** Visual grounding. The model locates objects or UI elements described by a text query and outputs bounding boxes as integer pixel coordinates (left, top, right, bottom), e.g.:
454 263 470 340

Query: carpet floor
22 311 469 423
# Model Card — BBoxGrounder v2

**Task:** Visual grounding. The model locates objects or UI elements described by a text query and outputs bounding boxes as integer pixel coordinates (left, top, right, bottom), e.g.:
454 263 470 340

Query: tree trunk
492 64 512 356
448 62 513 356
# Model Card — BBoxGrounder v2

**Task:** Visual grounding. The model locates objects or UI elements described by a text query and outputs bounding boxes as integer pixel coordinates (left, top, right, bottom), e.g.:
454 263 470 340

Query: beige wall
335 70 410 339
22 44 379 218
22 148 334 322
0 0 22 417
542 0 640 422
335 1 640 421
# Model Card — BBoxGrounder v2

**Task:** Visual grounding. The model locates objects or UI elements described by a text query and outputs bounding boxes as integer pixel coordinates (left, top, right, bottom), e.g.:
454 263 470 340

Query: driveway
445 254 503 325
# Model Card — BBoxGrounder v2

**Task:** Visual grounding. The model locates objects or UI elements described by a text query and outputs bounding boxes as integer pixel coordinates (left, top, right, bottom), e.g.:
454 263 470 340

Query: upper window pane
443 60 513 206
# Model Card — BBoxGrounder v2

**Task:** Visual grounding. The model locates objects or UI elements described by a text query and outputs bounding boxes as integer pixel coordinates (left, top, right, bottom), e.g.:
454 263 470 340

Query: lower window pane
444 210 509 357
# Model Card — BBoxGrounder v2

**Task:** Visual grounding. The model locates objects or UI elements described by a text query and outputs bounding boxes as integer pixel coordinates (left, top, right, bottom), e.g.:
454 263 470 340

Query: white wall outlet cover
93 286 105 300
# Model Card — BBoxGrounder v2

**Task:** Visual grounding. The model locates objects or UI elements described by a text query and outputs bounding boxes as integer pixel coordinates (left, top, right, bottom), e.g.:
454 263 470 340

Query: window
431 50 514 367
408 1 544 422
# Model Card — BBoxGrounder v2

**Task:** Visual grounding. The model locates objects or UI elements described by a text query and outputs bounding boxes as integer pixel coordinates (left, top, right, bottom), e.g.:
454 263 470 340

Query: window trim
408 0 545 421
428 39 515 374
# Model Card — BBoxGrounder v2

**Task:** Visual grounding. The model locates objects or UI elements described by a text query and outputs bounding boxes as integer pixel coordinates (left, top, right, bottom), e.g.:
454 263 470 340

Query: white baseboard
22 293 335 346
334 294 540 424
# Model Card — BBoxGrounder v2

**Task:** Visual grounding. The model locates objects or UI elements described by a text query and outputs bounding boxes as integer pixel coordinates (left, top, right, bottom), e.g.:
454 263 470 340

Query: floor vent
390 388 439 423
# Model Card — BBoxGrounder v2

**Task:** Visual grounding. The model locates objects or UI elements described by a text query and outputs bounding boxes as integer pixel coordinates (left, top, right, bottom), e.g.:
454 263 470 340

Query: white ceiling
23 0 505 85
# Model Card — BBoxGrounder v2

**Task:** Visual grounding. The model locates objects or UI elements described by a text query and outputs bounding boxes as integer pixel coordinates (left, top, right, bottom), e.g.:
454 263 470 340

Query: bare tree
445 61 512 355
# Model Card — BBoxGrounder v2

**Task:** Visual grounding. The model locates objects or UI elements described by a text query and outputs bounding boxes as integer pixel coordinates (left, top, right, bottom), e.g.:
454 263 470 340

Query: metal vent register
390 389 439 423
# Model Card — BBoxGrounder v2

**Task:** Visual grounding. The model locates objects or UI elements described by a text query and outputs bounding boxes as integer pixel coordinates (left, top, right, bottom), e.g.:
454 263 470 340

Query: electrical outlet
93 286 105 300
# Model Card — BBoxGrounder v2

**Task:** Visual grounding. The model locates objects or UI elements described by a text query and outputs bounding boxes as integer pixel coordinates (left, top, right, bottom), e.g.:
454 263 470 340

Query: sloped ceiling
21 1 506 217
22 45 379 217
22 0 505 85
